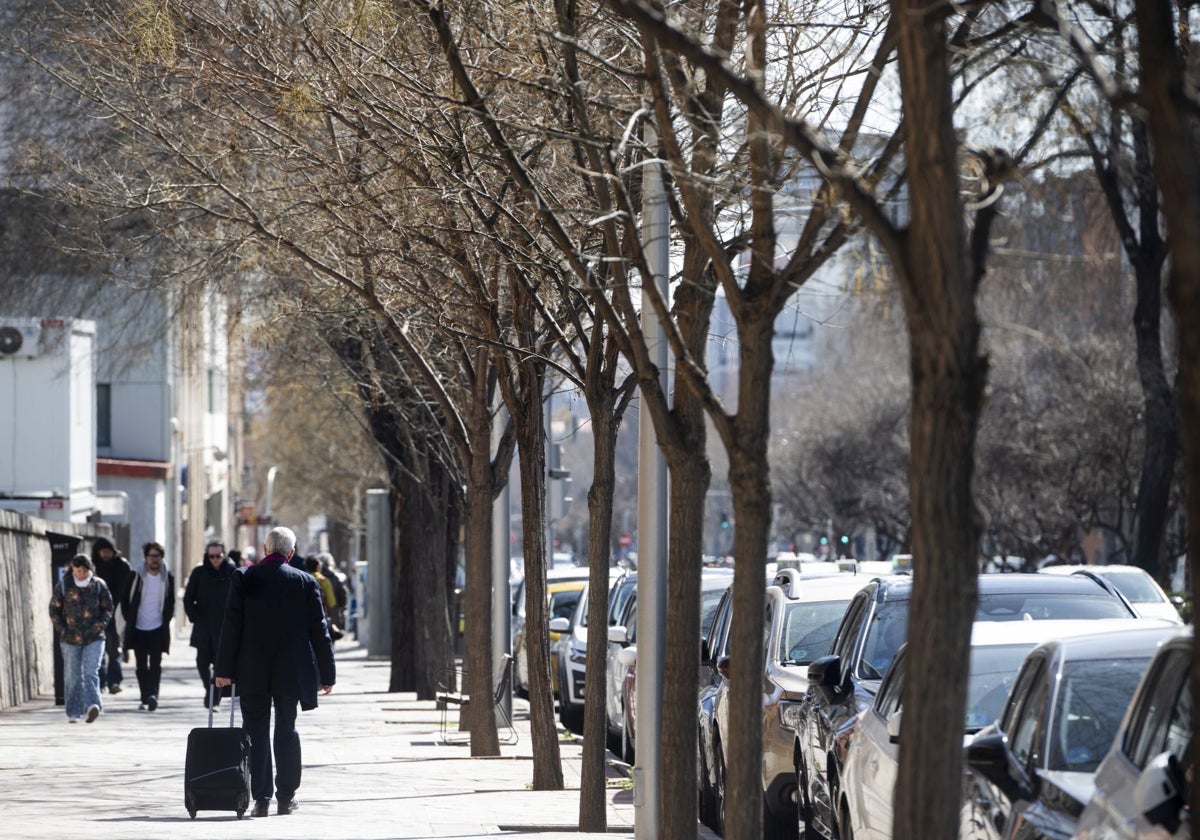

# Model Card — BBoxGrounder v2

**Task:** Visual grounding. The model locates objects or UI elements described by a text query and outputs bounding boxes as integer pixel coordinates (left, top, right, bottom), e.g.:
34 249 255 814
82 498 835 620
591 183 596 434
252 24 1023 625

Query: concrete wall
0 509 111 711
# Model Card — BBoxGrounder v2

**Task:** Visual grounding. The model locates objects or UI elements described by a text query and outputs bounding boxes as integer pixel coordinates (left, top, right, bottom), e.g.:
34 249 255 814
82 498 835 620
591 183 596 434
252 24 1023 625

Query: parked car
1041 564 1184 624
699 569 868 838
797 573 1140 840
512 566 589 697
549 569 626 731
1073 626 1193 840
960 623 1179 840
608 567 735 763
841 618 1164 840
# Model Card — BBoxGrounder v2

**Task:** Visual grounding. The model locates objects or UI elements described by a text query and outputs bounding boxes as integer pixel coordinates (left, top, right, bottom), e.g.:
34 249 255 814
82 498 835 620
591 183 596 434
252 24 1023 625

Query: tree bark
890 0 987 837
1134 0 1200 823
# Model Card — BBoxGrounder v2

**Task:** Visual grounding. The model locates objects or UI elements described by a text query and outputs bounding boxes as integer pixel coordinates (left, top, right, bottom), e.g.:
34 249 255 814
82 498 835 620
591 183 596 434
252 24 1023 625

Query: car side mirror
610 626 628 645
809 654 844 701
966 730 1030 801
548 617 570 633
717 656 731 678
887 709 902 744
1133 751 1188 832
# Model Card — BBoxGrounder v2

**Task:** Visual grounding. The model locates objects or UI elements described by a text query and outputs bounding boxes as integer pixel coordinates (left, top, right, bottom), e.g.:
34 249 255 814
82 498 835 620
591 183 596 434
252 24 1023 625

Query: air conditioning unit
0 320 42 358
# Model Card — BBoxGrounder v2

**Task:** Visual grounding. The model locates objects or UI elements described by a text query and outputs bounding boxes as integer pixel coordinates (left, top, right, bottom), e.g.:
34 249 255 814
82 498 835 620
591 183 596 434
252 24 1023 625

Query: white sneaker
67 716 81 723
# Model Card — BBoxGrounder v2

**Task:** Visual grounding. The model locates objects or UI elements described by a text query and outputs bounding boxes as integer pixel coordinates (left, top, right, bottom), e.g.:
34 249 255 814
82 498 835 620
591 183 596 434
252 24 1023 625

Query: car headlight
569 644 587 664
779 701 805 732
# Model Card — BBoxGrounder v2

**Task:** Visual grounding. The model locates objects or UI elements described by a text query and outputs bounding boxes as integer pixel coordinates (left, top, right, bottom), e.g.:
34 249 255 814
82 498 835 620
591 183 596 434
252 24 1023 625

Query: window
96 383 111 447
874 648 907 719
1009 660 1049 770
1127 648 1192 769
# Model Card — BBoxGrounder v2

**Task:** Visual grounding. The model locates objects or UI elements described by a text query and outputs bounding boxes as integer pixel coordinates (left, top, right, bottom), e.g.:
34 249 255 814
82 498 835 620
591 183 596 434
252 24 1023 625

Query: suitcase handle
207 665 238 728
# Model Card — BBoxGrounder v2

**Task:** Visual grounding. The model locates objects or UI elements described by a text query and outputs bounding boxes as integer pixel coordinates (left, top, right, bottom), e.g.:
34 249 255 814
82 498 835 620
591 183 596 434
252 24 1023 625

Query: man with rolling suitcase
214 526 335 818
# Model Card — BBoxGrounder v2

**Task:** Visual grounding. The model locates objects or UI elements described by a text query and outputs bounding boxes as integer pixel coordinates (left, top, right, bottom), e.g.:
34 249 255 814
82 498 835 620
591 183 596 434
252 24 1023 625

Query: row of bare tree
3 1 1196 838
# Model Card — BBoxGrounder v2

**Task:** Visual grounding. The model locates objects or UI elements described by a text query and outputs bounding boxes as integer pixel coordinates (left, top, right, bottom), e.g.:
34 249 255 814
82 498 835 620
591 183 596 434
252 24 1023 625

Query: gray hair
264 526 297 557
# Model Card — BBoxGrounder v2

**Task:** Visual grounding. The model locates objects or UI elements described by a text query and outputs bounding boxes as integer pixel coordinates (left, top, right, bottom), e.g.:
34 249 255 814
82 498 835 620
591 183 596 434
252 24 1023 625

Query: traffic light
719 511 730 530
840 535 850 545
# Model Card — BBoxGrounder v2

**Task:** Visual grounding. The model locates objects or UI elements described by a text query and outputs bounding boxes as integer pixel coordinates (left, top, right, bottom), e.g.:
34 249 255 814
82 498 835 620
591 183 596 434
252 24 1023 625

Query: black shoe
252 800 270 818
147 696 158 712
277 798 298 815
202 692 212 709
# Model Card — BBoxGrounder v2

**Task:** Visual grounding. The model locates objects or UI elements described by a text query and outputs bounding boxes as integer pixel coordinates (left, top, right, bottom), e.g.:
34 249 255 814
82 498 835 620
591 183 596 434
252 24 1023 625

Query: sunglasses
146 552 164 559
207 553 223 559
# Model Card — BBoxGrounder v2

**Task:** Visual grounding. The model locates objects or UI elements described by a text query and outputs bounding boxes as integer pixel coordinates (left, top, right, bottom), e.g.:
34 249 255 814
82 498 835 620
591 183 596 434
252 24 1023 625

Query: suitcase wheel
237 810 245 819
188 810 196 819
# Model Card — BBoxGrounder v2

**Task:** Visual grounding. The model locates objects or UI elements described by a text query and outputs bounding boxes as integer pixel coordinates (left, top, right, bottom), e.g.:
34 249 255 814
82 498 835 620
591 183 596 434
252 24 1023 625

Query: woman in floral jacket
49 554 114 723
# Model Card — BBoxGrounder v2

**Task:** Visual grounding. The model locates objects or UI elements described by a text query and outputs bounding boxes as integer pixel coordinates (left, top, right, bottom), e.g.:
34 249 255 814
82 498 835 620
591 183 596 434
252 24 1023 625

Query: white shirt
136 572 165 631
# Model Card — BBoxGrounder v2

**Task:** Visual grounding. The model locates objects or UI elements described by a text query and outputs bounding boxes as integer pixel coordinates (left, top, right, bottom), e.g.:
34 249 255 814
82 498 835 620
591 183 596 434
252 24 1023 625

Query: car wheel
621 709 636 765
713 742 727 837
795 755 815 829
697 735 717 829
764 799 798 840
839 802 854 840
559 682 584 733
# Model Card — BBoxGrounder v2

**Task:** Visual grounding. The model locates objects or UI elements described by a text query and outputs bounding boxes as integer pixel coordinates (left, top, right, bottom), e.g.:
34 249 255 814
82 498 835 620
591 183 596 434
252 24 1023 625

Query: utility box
0 318 98 523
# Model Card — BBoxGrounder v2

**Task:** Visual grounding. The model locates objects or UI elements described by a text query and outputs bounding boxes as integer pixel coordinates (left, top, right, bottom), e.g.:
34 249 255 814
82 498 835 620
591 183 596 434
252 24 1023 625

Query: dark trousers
240 694 301 804
130 626 166 702
98 621 123 689
195 636 230 700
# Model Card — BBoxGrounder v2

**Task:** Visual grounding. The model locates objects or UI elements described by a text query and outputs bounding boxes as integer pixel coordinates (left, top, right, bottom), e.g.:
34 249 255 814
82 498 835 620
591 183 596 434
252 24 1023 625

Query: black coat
215 554 336 711
183 558 236 648
122 569 176 653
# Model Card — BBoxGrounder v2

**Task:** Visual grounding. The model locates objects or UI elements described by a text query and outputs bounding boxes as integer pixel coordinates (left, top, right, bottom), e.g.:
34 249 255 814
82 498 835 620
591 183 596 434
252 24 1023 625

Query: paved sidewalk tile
0 638 717 839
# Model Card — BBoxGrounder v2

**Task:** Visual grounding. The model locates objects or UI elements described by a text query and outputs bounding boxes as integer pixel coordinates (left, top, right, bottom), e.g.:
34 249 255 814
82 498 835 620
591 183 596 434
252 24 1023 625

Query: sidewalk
0 638 718 839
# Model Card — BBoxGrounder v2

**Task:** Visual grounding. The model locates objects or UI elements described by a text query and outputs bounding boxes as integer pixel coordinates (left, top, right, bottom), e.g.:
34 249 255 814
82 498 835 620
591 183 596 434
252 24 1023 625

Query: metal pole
493 409 513 720
634 120 670 840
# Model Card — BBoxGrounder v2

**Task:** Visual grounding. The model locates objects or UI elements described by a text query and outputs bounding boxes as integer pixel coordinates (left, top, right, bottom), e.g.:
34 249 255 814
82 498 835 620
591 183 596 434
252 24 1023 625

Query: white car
842 618 1170 840
1040 564 1183 624
1073 625 1193 840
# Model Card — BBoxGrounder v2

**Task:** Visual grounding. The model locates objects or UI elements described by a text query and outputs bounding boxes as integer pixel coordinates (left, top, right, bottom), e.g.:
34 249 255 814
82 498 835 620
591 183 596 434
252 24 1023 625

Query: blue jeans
61 639 104 719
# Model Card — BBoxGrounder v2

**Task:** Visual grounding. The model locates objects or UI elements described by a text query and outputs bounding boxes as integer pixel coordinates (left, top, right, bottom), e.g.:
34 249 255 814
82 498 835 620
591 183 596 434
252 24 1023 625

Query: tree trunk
579 402 619 831
1131 256 1179 582
1134 0 1200 823
513 377 565 789
724 317 775 840
463 393 499 756
890 0 987 837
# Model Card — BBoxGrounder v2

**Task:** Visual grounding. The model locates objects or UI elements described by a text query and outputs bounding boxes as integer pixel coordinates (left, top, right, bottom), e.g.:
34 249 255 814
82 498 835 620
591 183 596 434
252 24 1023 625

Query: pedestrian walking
49 554 114 723
183 541 236 708
122 541 176 712
215 526 335 818
91 536 131 695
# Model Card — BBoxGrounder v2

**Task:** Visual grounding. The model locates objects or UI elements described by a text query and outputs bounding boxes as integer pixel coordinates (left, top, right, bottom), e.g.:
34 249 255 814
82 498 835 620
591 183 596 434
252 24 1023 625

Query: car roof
770 570 872 603
1029 621 1181 660
969 617 1172 648
546 566 591 582
1040 563 1149 577
976 572 1110 595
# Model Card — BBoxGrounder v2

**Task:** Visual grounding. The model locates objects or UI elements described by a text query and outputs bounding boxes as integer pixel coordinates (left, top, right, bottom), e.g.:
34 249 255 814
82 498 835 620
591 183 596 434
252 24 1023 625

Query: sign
40 499 64 510
617 532 633 548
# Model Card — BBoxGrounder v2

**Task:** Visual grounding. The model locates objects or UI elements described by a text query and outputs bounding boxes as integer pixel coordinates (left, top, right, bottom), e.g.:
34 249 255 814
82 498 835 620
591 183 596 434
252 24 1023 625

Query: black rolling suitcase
184 677 252 819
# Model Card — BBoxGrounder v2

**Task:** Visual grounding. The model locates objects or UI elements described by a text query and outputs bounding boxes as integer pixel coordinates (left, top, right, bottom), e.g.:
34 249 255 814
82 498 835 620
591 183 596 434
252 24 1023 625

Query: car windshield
780 600 854 665
964 643 1039 733
976 592 1131 620
1048 657 1151 772
1099 571 1165 604
550 589 583 621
